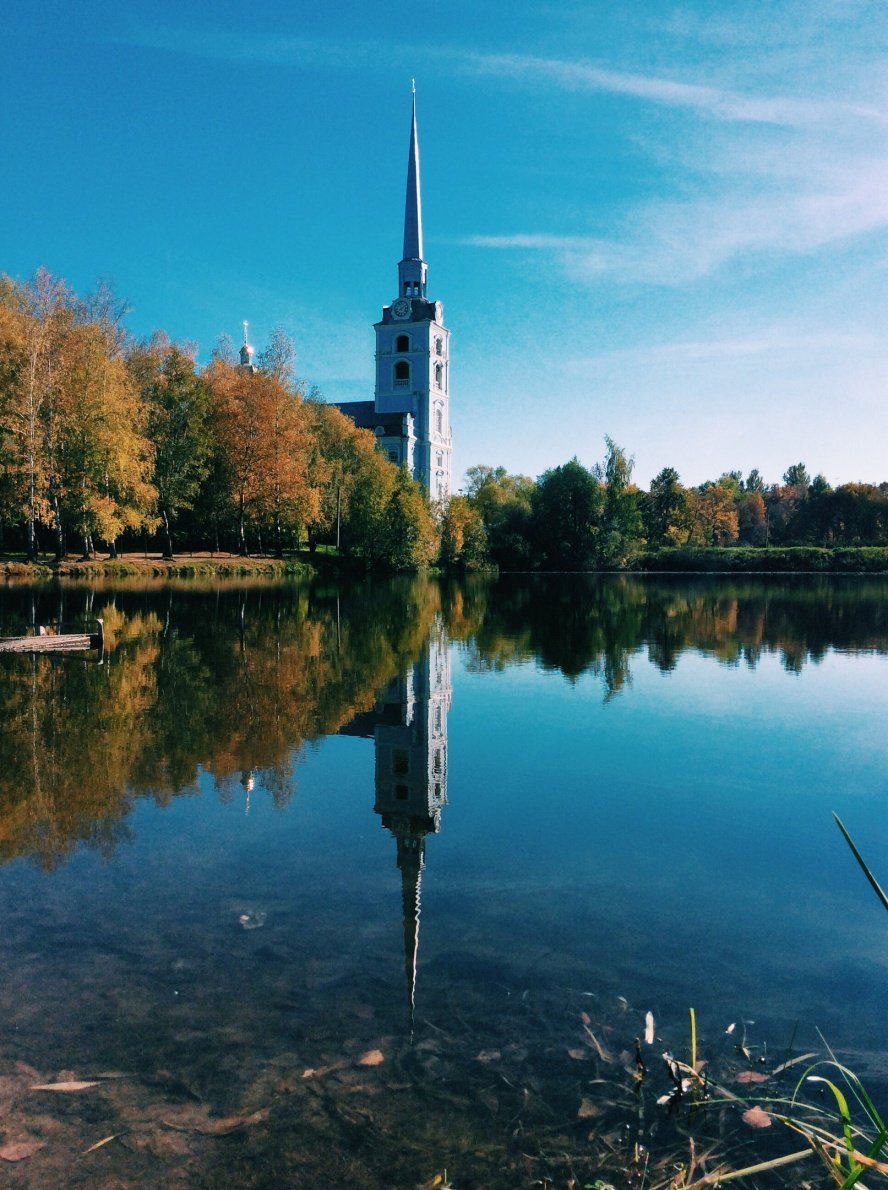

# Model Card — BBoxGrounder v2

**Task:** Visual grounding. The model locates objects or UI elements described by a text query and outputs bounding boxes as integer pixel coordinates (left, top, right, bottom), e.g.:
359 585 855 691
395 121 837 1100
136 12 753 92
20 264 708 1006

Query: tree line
0 270 437 567
3 268 885 573
443 448 888 570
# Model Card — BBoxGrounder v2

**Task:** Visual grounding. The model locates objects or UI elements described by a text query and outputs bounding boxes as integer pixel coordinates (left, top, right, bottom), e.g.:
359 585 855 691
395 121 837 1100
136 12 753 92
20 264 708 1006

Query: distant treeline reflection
0 574 885 867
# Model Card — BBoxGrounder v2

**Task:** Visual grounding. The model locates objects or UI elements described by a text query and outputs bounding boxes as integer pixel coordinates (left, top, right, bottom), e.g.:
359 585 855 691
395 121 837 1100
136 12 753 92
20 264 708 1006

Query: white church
239 90 453 499
332 91 453 500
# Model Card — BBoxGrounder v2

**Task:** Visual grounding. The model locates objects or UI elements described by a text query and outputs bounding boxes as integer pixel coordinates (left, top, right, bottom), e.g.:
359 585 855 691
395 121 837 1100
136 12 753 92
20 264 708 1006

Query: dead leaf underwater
742 1105 772 1129
0 1139 45 1162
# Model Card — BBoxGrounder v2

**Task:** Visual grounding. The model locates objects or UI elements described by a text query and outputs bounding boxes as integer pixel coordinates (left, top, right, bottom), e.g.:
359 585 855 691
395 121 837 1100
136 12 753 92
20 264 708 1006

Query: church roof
402 91 423 263
333 400 406 436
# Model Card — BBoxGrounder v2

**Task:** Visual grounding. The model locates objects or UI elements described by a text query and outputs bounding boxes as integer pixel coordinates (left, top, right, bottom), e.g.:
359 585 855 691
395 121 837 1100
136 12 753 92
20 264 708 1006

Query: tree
745 468 766 494
598 437 642 564
645 466 687 548
128 336 211 558
737 491 767 545
783 462 810 488
532 458 602 569
464 465 535 568
439 496 488 569
56 320 156 555
684 482 739 546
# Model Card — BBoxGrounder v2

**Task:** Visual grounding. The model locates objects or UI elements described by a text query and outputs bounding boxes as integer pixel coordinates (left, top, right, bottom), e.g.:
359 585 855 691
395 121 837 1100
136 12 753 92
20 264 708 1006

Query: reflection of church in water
339 625 451 1029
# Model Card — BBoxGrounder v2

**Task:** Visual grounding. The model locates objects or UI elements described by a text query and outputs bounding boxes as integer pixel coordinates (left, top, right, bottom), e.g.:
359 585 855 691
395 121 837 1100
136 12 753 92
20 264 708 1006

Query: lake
0 574 885 1187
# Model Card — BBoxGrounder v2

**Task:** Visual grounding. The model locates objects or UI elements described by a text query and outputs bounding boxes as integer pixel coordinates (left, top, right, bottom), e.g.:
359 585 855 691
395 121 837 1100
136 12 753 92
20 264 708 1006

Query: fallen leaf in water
772 1052 817 1075
30 1081 100 1092
0 1139 44 1162
577 1097 598 1119
580 1011 592 1025
725 1023 736 1035
357 1049 384 1067
418 1176 443 1189
475 1050 501 1063
82 1133 123 1155
163 1107 270 1136
567 1048 587 1061
644 1012 655 1045
583 1026 613 1062
656 1092 674 1106
742 1105 771 1129
736 1071 770 1084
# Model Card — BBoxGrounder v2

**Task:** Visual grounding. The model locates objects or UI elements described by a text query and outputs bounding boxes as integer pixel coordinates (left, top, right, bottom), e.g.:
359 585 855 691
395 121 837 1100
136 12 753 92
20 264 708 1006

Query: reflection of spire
339 623 450 1036
398 834 424 1037
241 769 254 815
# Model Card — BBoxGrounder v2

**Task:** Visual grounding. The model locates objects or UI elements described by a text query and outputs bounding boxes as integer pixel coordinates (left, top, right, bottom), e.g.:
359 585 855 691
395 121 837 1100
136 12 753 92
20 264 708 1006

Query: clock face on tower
392 298 412 320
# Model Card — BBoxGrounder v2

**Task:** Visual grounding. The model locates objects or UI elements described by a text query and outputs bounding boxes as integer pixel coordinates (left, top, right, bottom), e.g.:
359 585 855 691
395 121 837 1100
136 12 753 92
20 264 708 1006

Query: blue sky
3 0 886 487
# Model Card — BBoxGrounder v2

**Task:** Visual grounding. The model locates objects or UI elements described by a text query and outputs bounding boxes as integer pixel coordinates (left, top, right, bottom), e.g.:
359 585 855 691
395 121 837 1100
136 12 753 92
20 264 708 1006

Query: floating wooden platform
0 620 103 654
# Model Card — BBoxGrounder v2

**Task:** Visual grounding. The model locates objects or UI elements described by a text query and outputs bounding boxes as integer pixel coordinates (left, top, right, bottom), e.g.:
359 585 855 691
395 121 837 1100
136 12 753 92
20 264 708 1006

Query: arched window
435 363 443 387
394 360 410 385
395 334 410 352
435 337 443 356
435 407 443 434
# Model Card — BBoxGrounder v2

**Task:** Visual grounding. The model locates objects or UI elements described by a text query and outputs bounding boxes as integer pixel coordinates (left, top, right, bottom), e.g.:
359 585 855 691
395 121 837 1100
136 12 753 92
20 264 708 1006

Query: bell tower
374 85 452 501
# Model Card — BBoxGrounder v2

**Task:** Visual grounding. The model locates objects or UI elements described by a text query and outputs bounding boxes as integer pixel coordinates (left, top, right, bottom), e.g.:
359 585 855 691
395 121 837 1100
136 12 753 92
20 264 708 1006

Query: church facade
333 93 453 501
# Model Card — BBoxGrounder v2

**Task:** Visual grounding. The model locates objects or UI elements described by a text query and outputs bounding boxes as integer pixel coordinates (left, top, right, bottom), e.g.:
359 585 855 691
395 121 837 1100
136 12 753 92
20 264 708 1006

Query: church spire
239 320 256 372
398 82 428 299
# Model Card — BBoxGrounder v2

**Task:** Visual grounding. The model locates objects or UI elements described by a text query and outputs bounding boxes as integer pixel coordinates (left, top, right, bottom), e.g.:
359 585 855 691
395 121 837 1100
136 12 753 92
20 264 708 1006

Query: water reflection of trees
1 574 886 867
451 575 888 692
0 580 443 868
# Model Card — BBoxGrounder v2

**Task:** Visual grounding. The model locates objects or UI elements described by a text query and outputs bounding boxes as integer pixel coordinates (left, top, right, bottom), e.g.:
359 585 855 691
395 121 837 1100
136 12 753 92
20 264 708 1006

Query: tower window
435 407 443 434
388 450 399 464
435 337 443 356
394 360 410 386
433 750 442 775
393 749 409 776
395 784 409 801
396 334 410 352
435 363 443 387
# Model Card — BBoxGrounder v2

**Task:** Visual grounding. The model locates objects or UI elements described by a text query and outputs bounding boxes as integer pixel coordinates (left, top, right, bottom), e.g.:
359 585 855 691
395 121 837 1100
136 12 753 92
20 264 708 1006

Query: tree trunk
162 508 174 560
275 516 283 558
109 538 118 559
53 495 64 562
238 493 248 556
26 514 37 562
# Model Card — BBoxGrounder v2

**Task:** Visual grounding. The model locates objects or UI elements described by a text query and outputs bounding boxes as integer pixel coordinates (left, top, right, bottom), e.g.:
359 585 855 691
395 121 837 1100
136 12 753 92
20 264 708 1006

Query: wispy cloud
460 50 884 128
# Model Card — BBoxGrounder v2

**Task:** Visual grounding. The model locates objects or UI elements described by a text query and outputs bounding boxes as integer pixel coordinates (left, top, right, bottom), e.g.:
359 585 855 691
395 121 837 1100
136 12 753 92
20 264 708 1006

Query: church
332 91 453 501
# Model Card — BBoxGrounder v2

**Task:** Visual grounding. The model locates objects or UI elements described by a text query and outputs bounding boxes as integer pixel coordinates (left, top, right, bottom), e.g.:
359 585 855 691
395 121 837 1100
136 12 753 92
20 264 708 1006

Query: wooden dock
0 620 103 654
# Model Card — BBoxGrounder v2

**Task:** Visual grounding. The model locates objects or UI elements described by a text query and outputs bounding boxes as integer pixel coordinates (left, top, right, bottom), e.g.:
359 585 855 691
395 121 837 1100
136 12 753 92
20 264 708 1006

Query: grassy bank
630 546 888 573
1 551 317 580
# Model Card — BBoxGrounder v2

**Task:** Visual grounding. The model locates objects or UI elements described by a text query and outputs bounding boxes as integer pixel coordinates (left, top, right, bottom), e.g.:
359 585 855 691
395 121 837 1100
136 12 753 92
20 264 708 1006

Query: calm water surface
0 575 885 1187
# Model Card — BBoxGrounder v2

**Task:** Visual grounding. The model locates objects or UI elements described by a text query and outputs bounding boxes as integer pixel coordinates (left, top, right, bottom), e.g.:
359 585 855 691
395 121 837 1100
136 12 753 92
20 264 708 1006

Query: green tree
645 466 687 547
783 462 810 488
599 437 642 564
532 458 602 569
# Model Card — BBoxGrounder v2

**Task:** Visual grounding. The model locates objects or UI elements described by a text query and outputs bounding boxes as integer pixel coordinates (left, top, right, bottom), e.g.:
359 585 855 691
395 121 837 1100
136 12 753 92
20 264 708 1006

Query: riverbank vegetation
448 454 888 572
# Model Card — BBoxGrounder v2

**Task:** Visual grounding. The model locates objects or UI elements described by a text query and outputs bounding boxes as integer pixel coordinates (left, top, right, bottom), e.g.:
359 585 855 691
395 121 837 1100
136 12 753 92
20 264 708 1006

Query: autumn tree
128 336 211 558
56 320 156 556
439 495 488 569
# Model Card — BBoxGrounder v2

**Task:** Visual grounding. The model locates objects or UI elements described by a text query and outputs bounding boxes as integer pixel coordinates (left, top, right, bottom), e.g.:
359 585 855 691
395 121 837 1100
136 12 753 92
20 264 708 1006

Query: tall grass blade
690 1006 697 1072
833 813 888 913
